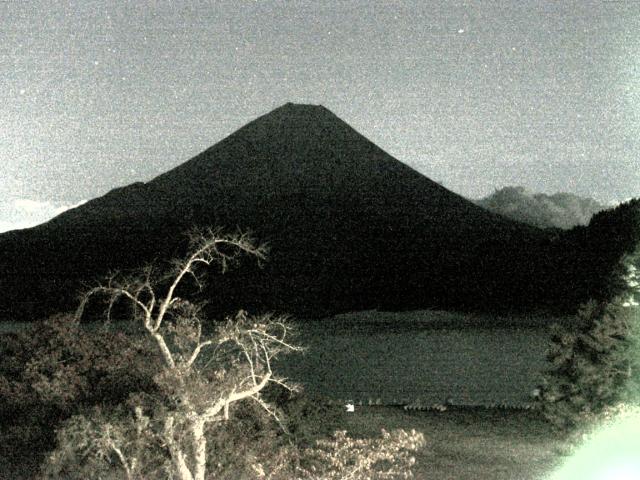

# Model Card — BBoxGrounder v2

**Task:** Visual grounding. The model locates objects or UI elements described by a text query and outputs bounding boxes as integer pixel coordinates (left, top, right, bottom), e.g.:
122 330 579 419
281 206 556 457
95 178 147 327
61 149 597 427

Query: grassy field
341 406 569 480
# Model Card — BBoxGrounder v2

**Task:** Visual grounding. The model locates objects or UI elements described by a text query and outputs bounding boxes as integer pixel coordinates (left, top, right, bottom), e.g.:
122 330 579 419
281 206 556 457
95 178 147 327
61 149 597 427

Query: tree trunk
192 419 207 480
171 448 195 480
165 416 195 480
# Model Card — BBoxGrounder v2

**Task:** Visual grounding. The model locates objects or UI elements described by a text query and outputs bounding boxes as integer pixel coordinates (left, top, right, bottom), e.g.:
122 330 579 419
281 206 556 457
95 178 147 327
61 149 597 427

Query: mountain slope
0 104 635 321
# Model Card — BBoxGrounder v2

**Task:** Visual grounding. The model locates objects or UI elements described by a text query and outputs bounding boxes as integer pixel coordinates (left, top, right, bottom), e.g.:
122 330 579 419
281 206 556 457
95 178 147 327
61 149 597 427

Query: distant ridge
0 103 637 322
475 187 607 229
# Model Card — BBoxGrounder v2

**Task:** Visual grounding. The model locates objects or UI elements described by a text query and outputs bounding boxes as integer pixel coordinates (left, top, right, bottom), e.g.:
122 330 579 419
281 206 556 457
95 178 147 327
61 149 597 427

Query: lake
276 315 551 408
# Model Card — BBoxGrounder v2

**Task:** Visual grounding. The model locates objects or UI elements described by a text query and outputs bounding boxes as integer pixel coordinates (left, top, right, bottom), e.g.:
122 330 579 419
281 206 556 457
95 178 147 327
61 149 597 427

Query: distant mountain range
475 187 607 230
1 103 638 322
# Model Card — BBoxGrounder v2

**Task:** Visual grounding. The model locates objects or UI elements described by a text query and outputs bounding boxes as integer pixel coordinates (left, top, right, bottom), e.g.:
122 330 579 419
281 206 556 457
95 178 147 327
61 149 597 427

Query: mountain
475 187 607 229
0 103 637 322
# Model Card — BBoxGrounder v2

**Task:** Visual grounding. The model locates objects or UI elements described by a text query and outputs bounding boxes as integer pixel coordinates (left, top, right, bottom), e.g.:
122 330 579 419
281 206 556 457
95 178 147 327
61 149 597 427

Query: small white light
346 403 355 413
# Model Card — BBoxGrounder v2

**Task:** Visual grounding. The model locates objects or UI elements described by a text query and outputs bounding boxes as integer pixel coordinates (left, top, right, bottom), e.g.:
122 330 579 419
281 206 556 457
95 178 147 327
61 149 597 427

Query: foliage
538 232 640 432
538 298 639 432
43 393 370 480
265 387 347 446
201 390 347 479
548 198 640 312
295 428 426 479
0 314 159 464
42 404 167 480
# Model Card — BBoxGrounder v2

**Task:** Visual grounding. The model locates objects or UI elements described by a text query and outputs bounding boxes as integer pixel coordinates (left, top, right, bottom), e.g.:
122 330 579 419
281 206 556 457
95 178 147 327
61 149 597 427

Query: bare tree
67 229 302 480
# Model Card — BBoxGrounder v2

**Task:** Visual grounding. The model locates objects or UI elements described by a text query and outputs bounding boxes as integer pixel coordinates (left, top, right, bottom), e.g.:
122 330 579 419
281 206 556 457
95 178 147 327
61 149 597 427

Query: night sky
2 0 639 232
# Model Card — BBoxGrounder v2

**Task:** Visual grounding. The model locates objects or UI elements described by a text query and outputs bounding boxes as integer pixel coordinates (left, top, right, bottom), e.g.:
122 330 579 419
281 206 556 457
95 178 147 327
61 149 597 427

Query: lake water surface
276 320 550 407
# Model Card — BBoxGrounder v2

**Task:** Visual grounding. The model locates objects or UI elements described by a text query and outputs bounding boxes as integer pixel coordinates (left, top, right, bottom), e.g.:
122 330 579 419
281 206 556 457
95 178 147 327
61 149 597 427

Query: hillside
475 187 606 229
0 104 637 322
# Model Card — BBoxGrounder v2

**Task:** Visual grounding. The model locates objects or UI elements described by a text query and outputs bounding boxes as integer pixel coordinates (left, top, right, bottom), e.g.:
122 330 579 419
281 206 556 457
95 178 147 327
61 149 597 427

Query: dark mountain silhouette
1 103 638 322
475 186 607 229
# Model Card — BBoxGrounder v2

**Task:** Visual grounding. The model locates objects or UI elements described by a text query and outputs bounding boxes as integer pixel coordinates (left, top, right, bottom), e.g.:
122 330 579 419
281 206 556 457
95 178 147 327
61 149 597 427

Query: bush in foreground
295 428 425 480
0 314 159 467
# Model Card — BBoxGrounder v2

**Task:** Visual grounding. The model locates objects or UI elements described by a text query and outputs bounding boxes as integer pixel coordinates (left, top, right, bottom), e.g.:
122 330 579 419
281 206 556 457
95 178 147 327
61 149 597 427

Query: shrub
0 314 160 466
265 386 347 446
295 428 426 479
42 404 167 480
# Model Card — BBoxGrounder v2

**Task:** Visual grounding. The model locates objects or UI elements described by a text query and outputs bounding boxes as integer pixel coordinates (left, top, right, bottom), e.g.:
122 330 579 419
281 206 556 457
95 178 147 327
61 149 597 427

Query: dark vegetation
538 266 640 435
541 200 640 311
1 284 637 478
1 103 638 323
475 186 606 230
0 316 348 479
0 315 161 476
539 300 634 430
533 235 640 442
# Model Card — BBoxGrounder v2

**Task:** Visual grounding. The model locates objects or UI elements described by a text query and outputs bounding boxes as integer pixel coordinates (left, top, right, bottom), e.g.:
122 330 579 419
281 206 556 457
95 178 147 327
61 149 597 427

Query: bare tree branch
184 340 214 369
70 229 298 480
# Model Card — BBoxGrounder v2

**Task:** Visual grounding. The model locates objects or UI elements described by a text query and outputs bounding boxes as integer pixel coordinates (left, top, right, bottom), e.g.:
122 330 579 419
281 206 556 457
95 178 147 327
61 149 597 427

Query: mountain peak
276 102 329 112
149 100 389 196
279 101 325 110
261 102 338 124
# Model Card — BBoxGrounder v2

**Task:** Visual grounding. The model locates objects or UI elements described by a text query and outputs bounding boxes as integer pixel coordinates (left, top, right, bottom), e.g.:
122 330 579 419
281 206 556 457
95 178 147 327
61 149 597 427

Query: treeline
540 198 640 312
377 198 640 315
